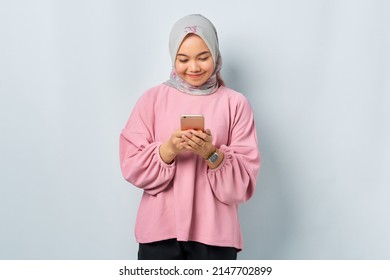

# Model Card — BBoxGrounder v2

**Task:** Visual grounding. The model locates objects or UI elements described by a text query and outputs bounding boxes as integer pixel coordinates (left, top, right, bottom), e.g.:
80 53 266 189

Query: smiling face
175 34 215 87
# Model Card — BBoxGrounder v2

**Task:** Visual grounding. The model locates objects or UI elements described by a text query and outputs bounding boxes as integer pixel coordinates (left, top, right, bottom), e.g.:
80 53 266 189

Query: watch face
209 152 219 163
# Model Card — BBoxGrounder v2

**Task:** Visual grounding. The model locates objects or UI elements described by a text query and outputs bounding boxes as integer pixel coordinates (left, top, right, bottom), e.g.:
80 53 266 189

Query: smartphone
180 114 205 131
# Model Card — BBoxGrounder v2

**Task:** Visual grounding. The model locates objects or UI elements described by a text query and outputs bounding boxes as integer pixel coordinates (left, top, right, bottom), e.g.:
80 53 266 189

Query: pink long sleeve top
120 84 260 250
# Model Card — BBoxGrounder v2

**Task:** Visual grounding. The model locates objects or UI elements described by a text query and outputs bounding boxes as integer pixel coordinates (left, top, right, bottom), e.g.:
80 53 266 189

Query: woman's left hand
182 129 214 159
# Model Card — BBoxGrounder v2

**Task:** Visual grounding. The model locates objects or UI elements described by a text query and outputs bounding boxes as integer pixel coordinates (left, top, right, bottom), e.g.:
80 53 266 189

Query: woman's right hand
159 129 187 164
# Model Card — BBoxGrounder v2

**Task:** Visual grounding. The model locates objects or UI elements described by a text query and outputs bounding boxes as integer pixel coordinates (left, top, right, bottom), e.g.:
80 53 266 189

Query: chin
185 79 207 87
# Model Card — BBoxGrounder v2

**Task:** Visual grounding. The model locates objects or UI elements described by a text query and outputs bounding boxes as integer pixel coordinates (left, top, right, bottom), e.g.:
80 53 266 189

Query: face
175 34 214 87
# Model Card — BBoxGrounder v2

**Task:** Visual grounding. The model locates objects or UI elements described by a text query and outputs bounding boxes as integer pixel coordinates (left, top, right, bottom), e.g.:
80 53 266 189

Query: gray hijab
165 14 223 95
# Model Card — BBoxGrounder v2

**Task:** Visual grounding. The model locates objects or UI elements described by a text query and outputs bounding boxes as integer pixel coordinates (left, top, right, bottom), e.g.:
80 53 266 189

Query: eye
198 56 210 61
178 59 189 63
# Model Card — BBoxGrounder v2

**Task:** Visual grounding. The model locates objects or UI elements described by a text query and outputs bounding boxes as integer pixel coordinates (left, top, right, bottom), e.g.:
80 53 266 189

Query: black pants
138 238 238 260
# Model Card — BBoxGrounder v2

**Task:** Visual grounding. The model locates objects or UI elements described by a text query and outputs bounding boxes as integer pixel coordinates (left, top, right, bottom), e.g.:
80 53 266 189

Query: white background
0 0 389 259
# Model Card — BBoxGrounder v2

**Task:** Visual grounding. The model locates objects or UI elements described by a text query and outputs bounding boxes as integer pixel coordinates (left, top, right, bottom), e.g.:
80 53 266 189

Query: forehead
177 34 210 54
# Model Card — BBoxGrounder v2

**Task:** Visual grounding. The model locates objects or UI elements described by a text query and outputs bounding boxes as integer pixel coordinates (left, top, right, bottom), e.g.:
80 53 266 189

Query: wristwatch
207 149 219 163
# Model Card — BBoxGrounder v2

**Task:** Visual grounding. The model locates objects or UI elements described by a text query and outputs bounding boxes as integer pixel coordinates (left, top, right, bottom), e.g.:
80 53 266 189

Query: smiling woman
165 14 225 94
119 14 260 260
175 34 214 86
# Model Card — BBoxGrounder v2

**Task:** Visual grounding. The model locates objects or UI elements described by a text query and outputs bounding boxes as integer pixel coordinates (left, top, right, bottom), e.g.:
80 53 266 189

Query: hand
159 129 188 163
182 129 214 159
168 129 189 154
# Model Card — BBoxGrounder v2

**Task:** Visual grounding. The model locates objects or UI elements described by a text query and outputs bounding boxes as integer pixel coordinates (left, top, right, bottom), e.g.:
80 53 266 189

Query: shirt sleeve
207 96 261 205
119 93 176 195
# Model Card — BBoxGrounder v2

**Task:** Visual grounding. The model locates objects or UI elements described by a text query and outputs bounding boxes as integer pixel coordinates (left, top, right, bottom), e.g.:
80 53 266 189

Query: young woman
120 14 260 260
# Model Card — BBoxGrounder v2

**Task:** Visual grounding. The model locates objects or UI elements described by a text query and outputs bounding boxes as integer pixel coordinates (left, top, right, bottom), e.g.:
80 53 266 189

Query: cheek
202 62 215 80
203 61 214 73
175 62 186 75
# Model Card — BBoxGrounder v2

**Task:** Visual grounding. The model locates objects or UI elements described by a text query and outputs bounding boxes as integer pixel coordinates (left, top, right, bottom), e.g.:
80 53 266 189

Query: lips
186 73 204 79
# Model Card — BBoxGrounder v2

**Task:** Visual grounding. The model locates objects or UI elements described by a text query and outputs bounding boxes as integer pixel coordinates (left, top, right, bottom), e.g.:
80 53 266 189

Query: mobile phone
180 114 205 131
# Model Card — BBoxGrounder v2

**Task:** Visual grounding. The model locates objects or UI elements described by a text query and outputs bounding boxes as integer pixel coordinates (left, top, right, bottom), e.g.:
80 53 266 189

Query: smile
186 73 204 79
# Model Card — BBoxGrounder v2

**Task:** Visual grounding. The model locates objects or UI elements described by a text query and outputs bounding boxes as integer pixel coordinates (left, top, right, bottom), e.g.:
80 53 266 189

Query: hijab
165 14 224 95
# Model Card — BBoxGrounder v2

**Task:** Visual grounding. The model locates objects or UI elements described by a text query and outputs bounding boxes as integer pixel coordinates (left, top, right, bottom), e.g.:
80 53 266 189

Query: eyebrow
176 51 211 57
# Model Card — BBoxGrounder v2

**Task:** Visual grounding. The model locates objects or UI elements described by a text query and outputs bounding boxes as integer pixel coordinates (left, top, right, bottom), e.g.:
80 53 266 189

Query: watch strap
206 148 217 160
207 148 219 163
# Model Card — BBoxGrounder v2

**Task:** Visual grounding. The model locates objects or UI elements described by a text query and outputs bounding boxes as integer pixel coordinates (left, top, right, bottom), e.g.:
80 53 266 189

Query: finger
192 131 212 144
183 133 203 146
186 137 204 149
183 140 196 150
190 130 207 141
194 136 204 146
174 137 187 149
175 130 188 138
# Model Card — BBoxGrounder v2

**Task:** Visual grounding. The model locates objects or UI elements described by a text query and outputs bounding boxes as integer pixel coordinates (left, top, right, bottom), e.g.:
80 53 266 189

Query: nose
188 60 200 72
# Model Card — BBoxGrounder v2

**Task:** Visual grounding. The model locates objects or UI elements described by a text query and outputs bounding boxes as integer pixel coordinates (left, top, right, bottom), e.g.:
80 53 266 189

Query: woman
120 14 260 260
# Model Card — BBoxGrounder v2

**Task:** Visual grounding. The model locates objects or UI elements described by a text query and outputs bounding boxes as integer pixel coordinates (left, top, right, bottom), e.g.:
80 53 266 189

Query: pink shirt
120 84 260 249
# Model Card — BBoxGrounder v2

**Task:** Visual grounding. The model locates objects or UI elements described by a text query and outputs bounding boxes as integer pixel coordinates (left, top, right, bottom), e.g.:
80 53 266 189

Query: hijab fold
165 14 223 95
